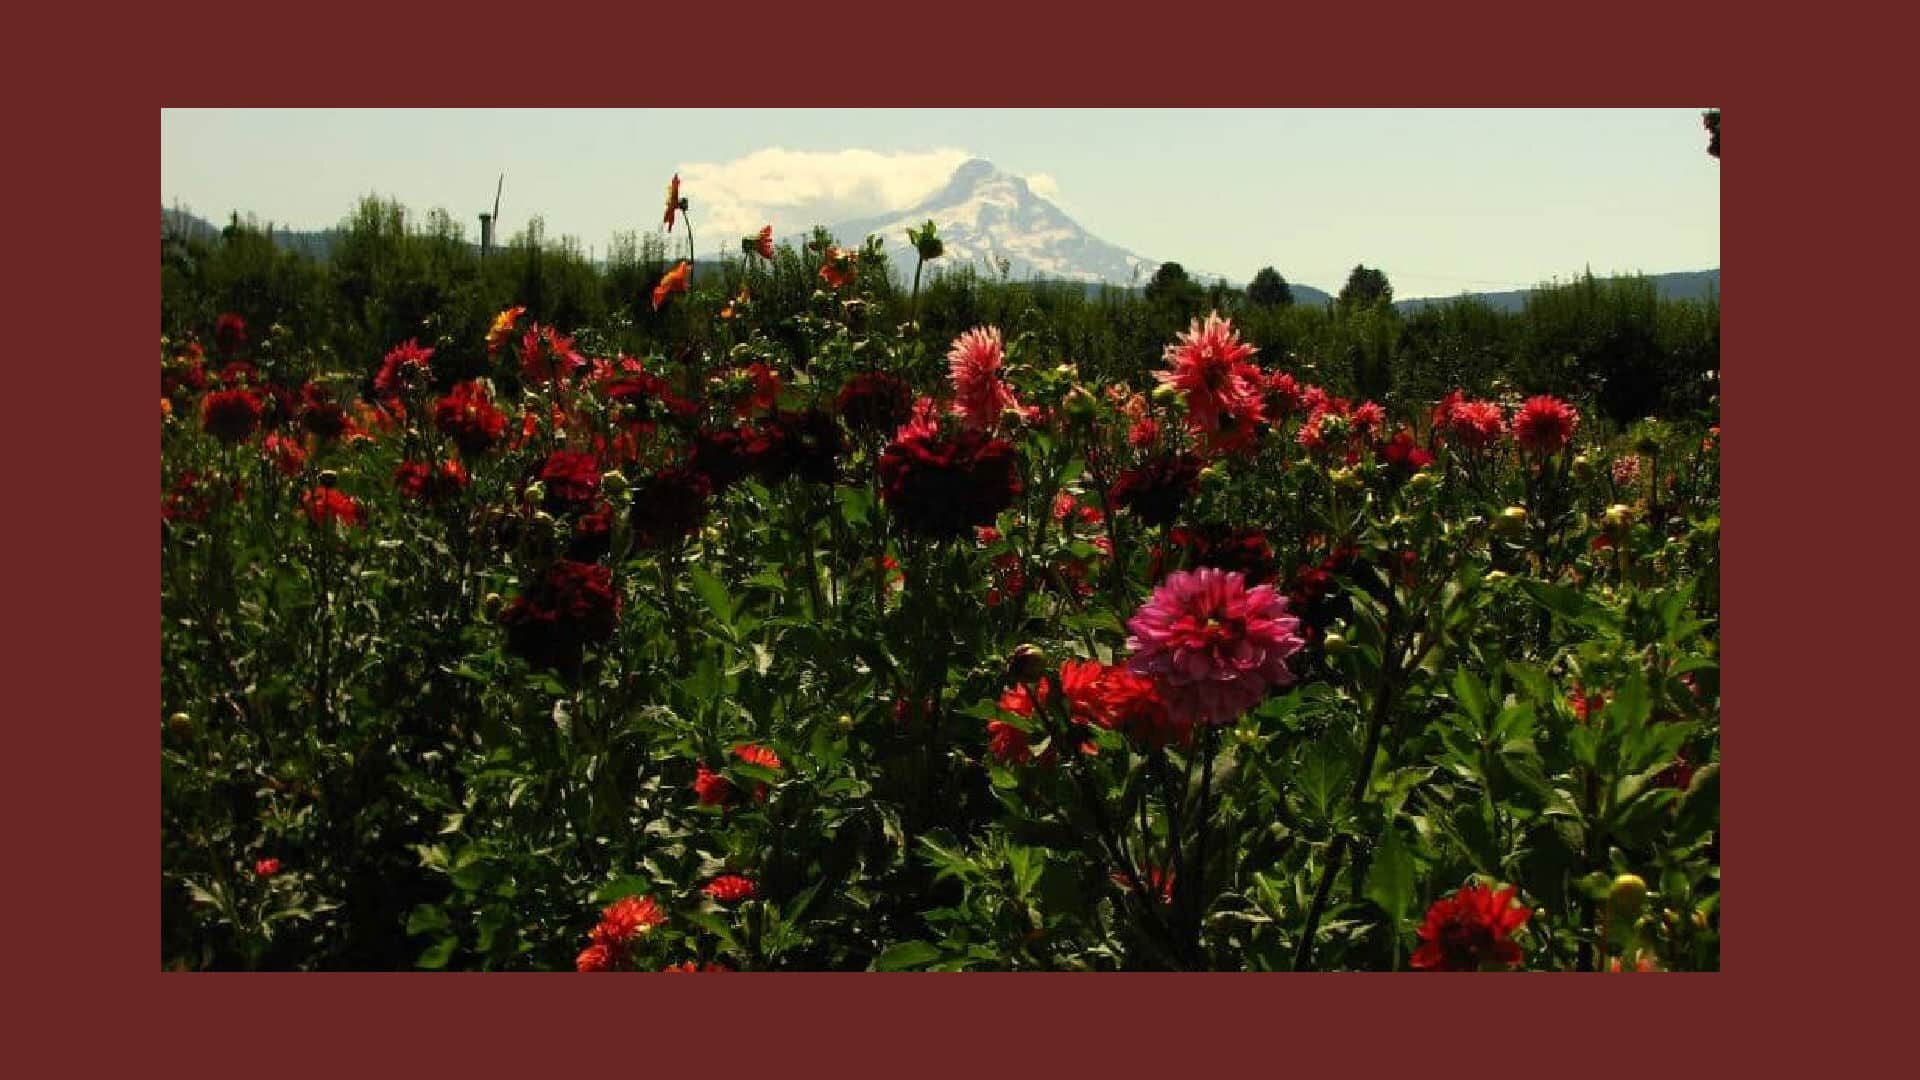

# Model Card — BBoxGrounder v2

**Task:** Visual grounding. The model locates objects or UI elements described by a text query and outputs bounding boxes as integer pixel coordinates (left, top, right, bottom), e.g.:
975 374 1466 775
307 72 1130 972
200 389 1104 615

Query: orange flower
486 305 526 353
750 225 774 260
161 397 173 419
652 261 692 310
663 173 682 231
819 246 857 290
720 287 750 320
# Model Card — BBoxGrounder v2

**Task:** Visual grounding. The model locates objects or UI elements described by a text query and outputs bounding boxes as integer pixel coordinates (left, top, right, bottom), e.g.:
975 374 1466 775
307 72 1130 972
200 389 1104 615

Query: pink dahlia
1155 313 1265 450
1511 395 1580 455
947 326 1022 430
1124 567 1305 726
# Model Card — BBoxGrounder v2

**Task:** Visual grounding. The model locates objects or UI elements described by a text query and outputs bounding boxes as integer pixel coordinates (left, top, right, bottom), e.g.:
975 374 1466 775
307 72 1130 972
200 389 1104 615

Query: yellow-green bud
1604 504 1633 529
837 713 856 732
1608 874 1649 920
524 481 547 505
1064 386 1098 421
482 593 504 618
600 470 629 498
168 712 194 738
1492 506 1528 537
1322 632 1349 655
1007 644 1048 683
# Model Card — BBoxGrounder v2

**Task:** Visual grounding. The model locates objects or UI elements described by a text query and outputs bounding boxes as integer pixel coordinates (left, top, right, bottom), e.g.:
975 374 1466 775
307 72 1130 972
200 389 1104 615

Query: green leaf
406 904 451 935
689 566 734 627
874 940 943 971
1364 825 1416 925
416 936 457 969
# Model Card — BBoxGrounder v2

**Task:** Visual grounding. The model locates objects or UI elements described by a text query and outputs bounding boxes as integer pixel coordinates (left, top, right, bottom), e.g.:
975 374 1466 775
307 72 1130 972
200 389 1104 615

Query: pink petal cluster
947 326 1023 430
1155 313 1265 450
1124 567 1306 727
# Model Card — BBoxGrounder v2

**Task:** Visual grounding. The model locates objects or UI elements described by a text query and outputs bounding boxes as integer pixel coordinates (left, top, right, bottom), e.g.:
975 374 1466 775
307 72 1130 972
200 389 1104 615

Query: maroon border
24 3 1880 1070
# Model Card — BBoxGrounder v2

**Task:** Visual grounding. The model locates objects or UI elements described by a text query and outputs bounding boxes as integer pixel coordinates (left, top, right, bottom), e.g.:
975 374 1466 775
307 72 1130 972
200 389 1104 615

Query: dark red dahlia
835 372 914 437
690 427 755 492
1167 524 1277 585
1110 451 1202 527
568 502 617 562
1410 883 1531 971
879 429 1023 539
1380 428 1436 474
1511 395 1580 455
499 559 621 670
434 381 508 456
702 875 758 904
201 388 264 444
395 459 470 503
538 450 602 513
630 467 712 550
213 313 248 357
747 408 844 486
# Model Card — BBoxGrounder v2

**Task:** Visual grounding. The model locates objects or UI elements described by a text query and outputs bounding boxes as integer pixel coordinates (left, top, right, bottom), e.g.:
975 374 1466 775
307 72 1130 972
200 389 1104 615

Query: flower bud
1607 874 1648 920
600 470 629 498
1603 503 1633 529
481 592 504 618
524 481 547 505
1406 471 1436 492
1064 386 1098 422
168 712 194 738
1007 644 1048 684
317 469 339 488
1151 383 1182 408
837 713 856 733
1492 506 1528 537
532 510 557 529
1000 406 1028 429
1322 632 1349 655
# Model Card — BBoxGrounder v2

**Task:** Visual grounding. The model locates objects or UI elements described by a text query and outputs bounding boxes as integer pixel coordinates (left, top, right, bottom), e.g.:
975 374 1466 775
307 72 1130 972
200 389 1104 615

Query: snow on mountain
827 159 1164 286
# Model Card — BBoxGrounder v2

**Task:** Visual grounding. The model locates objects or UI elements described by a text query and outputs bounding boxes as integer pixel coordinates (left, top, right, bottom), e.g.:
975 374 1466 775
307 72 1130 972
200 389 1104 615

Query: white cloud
673 147 972 255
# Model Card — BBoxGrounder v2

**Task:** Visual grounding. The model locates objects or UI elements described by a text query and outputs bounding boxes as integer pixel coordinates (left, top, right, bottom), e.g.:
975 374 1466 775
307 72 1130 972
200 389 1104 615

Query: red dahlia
835 372 914 437
879 428 1023 539
434 381 508 456
1410 883 1531 971
1511 395 1580 455
201 387 264 443
703 875 757 903
1111 451 1202 527
499 559 621 670
373 339 434 399
301 487 365 528
537 450 602 512
630 467 712 550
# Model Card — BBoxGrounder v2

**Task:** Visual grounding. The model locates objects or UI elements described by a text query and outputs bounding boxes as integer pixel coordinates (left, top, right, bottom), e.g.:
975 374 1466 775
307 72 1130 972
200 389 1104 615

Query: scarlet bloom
1511 395 1580 455
836 372 914 437
300 384 351 442
879 428 1023 539
1156 313 1265 453
703 875 757 903
301 487 365 529
519 324 586 385
652 261 692 310
1111 451 1202 527
692 763 737 807
262 432 307 477
1263 371 1306 420
254 858 281 877
435 381 509 456
499 559 620 670
662 961 732 972
1112 865 1175 904
733 744 782 771
818 246 857 289
578 893 668 971
201 387 264 443
1100 665 1188 750
1127 416 1161 448
486 305 526 353
746 225 775 260
373 339 434 399
1436 391 1507 450
1125 567 1306 727
663 173 682 231
947 326 1022 431
1410 883 1531 971
538 450 602 512
630 466 712 549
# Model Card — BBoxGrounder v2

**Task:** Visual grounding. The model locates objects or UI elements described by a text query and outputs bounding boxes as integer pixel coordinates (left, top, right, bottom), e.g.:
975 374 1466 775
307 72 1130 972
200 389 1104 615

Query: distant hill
1394 270 1720 313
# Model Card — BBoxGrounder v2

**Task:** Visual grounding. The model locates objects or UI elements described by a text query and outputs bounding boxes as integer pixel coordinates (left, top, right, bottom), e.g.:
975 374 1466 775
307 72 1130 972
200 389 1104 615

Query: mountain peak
829 159 1152 285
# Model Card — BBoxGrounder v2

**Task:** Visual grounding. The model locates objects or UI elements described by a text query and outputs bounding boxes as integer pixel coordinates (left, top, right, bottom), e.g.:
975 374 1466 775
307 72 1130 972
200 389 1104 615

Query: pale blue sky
160 109 1719 298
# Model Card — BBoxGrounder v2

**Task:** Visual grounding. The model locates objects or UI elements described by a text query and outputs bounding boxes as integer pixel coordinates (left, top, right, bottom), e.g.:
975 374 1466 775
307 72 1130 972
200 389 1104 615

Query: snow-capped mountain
827 159 1162 286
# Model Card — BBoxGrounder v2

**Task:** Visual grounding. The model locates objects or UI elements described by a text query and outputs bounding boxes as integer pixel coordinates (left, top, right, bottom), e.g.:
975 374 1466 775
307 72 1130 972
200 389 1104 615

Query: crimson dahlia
630 467 712 550
879 428 1023 539
434 381 508 455
201 387 264 443
1410 883 1531 971
499 559 620 670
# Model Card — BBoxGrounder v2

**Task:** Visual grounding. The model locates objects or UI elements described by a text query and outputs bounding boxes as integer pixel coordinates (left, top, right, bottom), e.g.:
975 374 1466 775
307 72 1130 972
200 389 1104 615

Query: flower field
161 208 1719 972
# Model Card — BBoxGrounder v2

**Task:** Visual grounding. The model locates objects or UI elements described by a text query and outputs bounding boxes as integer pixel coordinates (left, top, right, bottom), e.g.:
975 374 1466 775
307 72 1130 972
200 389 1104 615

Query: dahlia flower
499 559 620 670
435 381 508 455
1124 567 1305 727
1511 395 1579 455
1438 394 1507 450
947 326 1023 431
486 305 525 354
630 467 712 550
703 875 757 903
1111 451 1202 526
373 339 434 399
879 428 1023 539
835 372 914 437
651 261 691 311
663 173 682 231
1156 313 1265 451
201 387 264 443
1410 883 1531 971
